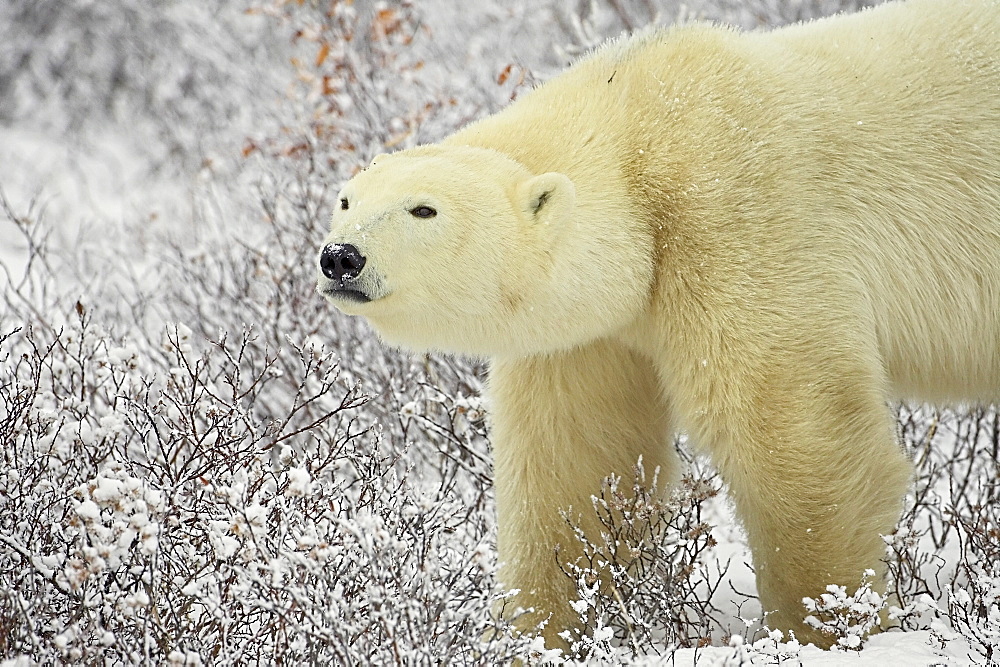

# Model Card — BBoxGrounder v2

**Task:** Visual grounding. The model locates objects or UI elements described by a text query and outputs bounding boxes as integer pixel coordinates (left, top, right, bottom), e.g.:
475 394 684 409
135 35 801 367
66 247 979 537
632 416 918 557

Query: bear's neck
445 67 635 214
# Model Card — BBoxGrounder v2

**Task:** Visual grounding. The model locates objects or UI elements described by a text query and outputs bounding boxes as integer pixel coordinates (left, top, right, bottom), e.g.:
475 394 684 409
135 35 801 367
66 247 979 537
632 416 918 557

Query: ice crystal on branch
560 461 728 659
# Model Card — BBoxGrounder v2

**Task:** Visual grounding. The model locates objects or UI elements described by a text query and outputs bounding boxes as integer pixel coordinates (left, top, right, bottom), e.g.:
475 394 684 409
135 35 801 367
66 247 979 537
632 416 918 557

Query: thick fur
318 0 1000 649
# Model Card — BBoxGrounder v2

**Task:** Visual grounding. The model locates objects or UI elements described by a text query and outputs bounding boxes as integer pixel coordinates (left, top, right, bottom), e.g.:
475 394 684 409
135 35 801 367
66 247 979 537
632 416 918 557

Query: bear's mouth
321 285 372 303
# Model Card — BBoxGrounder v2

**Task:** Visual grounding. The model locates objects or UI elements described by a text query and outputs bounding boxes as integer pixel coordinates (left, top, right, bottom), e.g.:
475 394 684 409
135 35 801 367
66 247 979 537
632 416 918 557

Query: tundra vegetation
0 0 996 664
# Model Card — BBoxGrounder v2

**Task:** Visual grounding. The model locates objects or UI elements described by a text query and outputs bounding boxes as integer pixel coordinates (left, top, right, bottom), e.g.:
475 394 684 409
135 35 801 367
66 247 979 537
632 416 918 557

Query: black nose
320 244 366 282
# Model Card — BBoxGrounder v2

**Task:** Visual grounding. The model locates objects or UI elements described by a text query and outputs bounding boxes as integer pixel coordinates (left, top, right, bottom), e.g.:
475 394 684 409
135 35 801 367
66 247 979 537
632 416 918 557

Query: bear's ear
516 172 575 228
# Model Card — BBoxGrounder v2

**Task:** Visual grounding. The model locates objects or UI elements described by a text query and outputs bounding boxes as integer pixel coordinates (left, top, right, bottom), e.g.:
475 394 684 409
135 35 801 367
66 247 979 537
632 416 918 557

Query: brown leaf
497 64 512 86
315 42 330 67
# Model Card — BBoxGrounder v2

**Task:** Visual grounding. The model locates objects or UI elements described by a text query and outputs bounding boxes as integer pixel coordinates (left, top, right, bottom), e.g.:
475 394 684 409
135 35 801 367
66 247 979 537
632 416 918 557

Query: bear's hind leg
714 362 912 648
488 338 676 651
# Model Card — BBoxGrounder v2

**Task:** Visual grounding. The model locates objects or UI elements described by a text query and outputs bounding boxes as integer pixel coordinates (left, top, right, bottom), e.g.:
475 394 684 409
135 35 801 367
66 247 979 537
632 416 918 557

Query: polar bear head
317 144 653 357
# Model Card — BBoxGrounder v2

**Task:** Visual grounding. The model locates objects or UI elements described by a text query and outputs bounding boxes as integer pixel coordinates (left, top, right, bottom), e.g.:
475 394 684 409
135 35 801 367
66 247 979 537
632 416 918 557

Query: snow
74 500 101 522
284 466 313 497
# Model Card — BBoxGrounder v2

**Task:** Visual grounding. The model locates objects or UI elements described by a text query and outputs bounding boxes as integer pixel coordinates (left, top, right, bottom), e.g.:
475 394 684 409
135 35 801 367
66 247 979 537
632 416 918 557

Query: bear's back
448 0 1000 402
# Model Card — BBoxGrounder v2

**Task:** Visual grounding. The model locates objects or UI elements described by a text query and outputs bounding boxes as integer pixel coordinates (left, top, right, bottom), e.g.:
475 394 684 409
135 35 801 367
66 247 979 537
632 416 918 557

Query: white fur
319 0 1000 649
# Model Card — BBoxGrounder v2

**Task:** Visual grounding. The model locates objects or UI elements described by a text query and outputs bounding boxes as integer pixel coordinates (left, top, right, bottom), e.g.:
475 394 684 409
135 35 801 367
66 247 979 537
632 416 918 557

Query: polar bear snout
318 243 376 304
320 243 366 282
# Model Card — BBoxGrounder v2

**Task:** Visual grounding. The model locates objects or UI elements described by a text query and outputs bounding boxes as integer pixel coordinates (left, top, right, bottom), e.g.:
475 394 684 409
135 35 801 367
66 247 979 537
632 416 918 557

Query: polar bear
317 0 1000 649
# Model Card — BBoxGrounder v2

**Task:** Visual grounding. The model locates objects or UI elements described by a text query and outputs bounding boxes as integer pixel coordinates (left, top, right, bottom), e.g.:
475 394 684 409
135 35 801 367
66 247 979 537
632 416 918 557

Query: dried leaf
316 42 330 67
497 64 512 86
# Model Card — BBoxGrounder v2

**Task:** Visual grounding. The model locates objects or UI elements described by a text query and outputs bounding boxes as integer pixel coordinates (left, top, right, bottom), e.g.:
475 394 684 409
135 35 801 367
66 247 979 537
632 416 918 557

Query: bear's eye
410 205 437 218
340 198 349 211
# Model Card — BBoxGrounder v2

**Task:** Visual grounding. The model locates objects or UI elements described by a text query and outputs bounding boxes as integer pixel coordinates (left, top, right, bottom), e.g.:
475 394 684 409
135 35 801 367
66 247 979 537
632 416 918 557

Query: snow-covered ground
1 1 995 664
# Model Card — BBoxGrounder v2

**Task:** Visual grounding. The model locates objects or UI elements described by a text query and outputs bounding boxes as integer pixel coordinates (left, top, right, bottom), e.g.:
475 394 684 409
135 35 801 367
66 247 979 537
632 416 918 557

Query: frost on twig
559 460 729 659
801 570 886 651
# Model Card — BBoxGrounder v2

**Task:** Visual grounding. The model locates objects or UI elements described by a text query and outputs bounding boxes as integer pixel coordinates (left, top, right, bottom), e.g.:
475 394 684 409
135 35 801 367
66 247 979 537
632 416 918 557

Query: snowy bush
801 570 886 651
0 311 529 663
0 0 282 173
558 462 728 659
947 470 1000 664
883 405 1000 663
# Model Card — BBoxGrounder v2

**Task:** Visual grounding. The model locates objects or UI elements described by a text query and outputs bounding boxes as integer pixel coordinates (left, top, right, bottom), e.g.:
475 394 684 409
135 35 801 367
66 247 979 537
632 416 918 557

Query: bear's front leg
487 338 675 651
